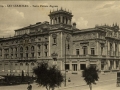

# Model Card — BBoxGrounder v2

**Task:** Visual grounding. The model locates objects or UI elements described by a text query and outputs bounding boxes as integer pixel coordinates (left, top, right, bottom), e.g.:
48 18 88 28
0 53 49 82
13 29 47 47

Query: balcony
64 55 120 59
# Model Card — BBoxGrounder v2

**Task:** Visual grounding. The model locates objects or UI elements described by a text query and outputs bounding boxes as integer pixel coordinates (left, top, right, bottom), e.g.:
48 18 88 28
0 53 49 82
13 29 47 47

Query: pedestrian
68 77 71 82
27 82 32 90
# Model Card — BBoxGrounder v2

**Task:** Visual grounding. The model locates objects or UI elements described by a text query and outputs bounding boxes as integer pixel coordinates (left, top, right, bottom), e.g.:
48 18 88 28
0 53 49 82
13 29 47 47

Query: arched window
20 63 23 65
55 18 57 24
26 46 28 51
66 18 68 24
31 46 34 51
20 47 23 52
63 17 64 23
110 43 112 56
38 44 41 49
115 43 118 56
59 17 60 23
11 47 13 53
31 63 34 66
15 47 17 52
26 63 29 66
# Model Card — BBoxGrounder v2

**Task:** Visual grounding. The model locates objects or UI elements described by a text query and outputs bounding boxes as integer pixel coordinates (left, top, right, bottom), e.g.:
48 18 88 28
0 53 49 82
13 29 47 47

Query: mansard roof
14 21 49 31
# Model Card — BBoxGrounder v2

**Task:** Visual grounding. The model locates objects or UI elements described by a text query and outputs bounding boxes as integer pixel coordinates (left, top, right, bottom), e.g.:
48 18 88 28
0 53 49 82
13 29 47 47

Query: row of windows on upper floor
3 51 48 59
0 44 48 54
76 46 118 56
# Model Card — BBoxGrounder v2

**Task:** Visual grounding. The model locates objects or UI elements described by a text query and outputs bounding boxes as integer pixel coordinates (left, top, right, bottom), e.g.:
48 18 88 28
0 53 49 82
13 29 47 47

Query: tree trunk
46 86 49 90
89 84 92 90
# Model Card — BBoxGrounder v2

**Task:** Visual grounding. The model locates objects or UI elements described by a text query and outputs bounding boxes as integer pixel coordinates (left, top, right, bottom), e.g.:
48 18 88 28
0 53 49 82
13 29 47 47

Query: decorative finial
115 22 117 26
61 7 62 10
113 23 114 26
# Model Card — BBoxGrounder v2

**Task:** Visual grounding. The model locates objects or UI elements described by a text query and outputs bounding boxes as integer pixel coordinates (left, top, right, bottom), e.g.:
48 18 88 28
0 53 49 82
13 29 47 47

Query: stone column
77 61 80 71
53 18 55 24
96 41 99 55
114 60 116 69
107 60 110 70
113 43 115 56
64 17 66 24
34 45 37 58
60 16 62 23
119 61 120 70
50 19 52 25
69 60 72 71
57 17 59 24
86 59 90 68
108 41 110 55
96 59 101 70
49 35 50 56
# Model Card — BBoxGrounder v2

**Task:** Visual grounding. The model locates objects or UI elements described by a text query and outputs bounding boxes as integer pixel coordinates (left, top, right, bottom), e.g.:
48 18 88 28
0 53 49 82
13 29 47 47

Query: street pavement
0 72 119 90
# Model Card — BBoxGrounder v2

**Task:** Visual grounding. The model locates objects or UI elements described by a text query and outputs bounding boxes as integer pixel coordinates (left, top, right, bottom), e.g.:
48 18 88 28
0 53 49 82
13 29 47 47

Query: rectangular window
26 53 28 58
38 52 40 56
20 53 23 58
101 47 103 55
68 44 70 50
15 54 17 58
53 37 57 45
11 54 13 58
53 38 56 43
38 45 41 49
65 64 69 70
45 44 47 49
80 64 86 70
91 48 95 55
76 49 79 55
45 52 47 57
83 46 87 55
31 53 34 58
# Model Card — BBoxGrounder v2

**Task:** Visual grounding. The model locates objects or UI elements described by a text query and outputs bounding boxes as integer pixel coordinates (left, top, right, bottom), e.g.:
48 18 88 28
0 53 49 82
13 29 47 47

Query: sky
0 1 120 37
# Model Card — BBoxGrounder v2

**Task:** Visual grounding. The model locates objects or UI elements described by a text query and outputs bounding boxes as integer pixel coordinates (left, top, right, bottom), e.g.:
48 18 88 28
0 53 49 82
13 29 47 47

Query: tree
82 66 99 90
33 62 64 90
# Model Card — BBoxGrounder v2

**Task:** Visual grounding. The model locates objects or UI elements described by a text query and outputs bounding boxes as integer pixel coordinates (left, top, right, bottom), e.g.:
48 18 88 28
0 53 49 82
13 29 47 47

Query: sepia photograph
0 0 119 90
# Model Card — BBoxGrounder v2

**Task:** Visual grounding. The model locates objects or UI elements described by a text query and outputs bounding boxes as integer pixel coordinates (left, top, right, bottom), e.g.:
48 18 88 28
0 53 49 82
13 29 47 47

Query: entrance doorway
72 64 77 71
65 64 69 70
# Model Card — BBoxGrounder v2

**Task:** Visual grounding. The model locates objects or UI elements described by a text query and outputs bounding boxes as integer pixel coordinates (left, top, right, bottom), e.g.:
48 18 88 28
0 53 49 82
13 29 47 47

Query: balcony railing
65 54 120 59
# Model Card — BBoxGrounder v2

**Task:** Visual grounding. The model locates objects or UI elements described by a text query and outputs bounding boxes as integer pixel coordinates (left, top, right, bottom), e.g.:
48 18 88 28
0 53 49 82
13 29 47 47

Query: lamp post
65 35 70 87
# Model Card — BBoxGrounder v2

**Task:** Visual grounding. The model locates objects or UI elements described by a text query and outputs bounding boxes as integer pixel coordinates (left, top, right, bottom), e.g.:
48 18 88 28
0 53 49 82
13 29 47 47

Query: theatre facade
0 8 120 76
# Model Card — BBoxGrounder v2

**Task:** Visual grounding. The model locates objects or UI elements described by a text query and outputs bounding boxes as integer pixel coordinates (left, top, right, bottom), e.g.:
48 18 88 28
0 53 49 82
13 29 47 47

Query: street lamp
65 35 70 87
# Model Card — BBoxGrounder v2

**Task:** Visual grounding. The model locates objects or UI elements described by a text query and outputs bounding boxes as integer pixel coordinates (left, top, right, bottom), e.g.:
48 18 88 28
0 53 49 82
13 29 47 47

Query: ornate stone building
0 8 120 76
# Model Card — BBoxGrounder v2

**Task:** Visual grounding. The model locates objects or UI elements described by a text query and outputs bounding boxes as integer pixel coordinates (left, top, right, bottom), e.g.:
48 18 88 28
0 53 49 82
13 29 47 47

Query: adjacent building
0 8 120 76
